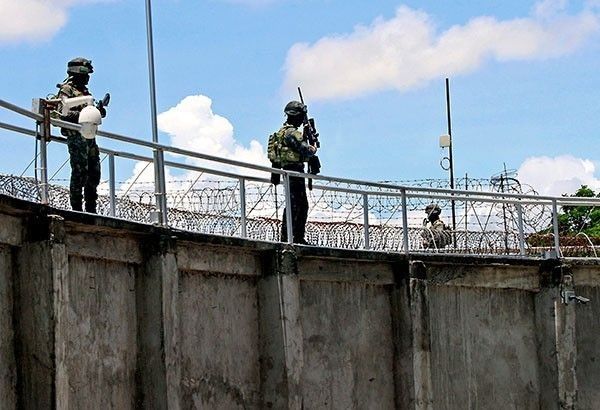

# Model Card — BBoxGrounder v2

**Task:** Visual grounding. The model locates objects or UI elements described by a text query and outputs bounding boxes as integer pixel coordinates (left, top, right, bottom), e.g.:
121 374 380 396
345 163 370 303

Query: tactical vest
51 81 90 119
267 125 301 165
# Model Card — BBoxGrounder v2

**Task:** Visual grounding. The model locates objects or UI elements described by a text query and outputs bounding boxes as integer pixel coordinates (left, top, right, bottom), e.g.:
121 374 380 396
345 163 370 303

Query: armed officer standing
55 58 106 213
268 101 318 244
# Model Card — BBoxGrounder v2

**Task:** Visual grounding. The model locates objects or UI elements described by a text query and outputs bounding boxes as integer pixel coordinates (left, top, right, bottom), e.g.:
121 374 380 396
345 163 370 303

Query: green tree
558 185 600 237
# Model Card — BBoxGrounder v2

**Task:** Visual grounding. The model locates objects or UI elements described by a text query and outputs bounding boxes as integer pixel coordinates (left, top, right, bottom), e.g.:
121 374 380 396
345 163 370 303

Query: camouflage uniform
422 214 452 249
56 80 101 213
273 123 315 244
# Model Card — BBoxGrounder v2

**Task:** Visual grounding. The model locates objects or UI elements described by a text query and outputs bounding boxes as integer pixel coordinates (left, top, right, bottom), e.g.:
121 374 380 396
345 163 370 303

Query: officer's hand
98 105 107 118
308 145 317 154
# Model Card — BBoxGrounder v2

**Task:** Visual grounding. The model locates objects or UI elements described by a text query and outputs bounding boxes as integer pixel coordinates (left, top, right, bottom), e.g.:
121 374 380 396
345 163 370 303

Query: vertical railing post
283 173 293 244
401 188 409 254
363 193 370 250
153 148 168 226
109 154 116 217
516 202 525 256
38 100 51 205
552 200 560 257
239 177 247 238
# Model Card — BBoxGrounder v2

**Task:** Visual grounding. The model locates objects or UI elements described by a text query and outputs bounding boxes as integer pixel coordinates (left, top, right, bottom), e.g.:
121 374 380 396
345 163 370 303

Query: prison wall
0 194 599 409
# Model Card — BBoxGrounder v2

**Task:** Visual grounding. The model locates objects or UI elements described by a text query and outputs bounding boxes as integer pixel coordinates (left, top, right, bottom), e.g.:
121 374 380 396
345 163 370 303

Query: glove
271 173 280 185
270 162 281 185
97 103 107 118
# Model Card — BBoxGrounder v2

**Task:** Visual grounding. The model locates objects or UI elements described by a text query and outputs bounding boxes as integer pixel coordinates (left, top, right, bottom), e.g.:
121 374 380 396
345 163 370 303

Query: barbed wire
2 173 592 255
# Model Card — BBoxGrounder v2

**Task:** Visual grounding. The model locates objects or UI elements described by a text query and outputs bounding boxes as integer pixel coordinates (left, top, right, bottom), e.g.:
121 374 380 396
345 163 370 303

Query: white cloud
0 0 113 43
534 0 568 18
157 95 269 175
118 94 269 196
283 2 600 100
517 155 600 196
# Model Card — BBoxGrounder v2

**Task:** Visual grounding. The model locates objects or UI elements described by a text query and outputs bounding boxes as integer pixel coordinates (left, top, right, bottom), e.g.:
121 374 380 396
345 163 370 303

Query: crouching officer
422 203 452 249
55 58 106 213
268 101 317 244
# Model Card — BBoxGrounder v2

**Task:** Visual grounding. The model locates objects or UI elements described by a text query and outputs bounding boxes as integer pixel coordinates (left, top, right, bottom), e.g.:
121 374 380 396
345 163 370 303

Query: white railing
1 98 600 257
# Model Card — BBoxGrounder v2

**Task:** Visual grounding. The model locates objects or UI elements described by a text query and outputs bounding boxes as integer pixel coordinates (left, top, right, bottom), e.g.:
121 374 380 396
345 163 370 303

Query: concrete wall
0 213 21 409
1 194 600 409
0 226 17 409
428 286 539 409
572 264 600 409
178 243 262 408
298 260 396 409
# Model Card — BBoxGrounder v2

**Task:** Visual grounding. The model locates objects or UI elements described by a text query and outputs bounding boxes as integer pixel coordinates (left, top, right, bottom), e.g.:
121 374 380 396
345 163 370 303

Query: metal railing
2 98 600 257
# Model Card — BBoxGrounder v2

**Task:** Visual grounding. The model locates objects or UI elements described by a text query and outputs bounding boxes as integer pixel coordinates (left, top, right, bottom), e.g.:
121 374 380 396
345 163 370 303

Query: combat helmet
284 101 306 116
67 58 94 75
425 203 441 215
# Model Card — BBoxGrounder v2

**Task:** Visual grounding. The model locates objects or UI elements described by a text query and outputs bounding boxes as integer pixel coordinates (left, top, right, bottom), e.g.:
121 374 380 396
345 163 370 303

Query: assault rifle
96 93 110 117
297 87 321 190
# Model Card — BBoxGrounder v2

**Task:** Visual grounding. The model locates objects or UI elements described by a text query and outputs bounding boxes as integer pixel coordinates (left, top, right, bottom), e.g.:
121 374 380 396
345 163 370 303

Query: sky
1 0 599 197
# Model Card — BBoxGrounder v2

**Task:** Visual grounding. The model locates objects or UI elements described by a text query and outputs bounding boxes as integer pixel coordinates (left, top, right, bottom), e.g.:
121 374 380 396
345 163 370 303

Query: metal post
109 154 116 217
38 100 50 205
283 173 294 244
239 177 247 238
363 193 370 250
516 202 525 256
552 200 561 256
145 0 168 226
401 188 409 254
445 79 459 252
464 173 468 250
156 148 168 225
445 78 457 235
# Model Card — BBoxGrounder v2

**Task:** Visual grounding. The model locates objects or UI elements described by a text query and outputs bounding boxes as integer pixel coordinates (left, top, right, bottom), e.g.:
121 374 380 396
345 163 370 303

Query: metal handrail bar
49 117 600 205
310 182 598 207
3 99 600 206
0 121 272 185
0 99 42 121
3 118 600 209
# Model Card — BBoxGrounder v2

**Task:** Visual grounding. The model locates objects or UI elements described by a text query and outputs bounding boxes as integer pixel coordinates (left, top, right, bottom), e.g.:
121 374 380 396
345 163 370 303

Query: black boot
71 200 83 212
85 202 97 214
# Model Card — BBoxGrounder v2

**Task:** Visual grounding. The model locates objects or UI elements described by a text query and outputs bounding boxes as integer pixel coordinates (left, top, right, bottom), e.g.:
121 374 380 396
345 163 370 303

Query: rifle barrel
298 87 304 104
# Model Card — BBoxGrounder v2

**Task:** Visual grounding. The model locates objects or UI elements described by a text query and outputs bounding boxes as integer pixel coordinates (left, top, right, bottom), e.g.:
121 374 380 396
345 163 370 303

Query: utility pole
439 78 457 248
145 0 168 225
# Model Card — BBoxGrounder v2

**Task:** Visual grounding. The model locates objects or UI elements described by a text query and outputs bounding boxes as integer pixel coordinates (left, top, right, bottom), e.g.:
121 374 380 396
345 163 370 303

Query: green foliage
558 185 600 236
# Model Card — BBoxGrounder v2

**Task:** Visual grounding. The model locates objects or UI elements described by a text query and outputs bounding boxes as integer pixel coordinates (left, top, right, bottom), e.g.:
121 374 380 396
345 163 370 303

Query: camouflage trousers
66 131 100 213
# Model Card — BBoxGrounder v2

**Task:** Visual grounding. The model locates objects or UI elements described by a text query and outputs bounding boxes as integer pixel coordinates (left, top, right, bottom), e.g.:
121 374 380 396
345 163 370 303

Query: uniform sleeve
56 84 82 123
284 129 314 158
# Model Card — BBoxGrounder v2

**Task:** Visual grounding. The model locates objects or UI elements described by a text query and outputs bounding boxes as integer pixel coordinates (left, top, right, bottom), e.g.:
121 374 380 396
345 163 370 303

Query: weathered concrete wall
0 213 20 409
300 281 395 409
178 243 262 408
572 264 600 409
64 256 137 409
1 194 600 409
0 243 16 409
428 286 539 409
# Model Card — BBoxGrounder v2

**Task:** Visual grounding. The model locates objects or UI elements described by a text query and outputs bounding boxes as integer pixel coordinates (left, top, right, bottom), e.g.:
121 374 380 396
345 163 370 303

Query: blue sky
1 0 599 196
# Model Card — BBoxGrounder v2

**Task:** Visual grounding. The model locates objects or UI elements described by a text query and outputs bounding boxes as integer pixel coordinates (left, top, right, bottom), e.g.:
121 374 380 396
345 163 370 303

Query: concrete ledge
177 241 262 277
298 258 396 285
66 231 142 264
0 214 22 246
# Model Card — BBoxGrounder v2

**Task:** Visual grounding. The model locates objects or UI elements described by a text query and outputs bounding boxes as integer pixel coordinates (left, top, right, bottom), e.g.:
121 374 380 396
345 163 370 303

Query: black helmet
284 101 306 116
67 58 94 75
425 204 441 214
